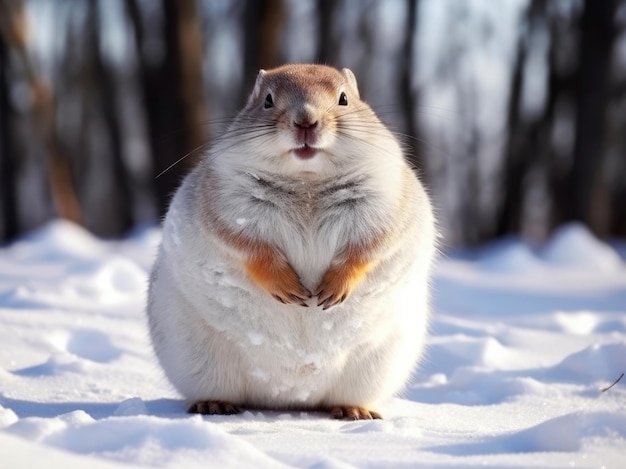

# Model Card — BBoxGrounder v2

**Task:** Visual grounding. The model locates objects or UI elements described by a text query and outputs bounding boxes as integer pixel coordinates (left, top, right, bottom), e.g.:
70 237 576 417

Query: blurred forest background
0 0 625 247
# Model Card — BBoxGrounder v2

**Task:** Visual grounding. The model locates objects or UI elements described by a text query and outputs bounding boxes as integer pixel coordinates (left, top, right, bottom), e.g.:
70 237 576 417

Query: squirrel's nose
294 119 318 129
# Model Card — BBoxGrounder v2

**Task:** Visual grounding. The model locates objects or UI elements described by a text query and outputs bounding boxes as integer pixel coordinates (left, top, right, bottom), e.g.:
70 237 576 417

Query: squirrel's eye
264 93 274 109
338 91 348 106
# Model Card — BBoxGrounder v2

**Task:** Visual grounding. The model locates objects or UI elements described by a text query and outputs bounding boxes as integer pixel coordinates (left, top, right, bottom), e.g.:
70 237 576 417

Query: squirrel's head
214 64 396 180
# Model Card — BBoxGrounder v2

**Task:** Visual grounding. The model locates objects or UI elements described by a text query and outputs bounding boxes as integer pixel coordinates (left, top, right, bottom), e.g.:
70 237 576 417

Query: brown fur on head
245 64 360 110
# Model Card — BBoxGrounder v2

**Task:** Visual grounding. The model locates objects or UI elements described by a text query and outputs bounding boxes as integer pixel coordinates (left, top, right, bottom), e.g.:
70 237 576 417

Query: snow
540 223 624 272
1 220 625 468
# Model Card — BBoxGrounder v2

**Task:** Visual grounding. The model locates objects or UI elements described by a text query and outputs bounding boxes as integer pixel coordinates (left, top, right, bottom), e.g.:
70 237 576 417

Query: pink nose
294 119 318 130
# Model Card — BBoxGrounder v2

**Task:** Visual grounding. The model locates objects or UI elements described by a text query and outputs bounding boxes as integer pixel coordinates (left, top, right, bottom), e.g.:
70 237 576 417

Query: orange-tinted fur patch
244 245 311 306
212 221 310 306
316 241 383 310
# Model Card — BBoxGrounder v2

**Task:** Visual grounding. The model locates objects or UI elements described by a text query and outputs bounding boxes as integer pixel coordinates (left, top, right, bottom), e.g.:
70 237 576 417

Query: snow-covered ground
1 220 625 468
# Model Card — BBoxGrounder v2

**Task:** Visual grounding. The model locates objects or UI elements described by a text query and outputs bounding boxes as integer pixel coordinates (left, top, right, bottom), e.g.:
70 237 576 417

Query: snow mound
113 398 148 417
469 224 624 274
12 352 90 376
551 342 626 383
2 255 147 311
11 220 107 262
0 405 18 429
431 336 516 369
552 310 599 335
477 238 545 273
5 414 286 468
540 222 623 271
428 410 626 454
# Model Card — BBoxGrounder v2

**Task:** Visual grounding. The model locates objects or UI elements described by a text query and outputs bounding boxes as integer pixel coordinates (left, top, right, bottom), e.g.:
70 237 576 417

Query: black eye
264 93 274 109
338 91 348 106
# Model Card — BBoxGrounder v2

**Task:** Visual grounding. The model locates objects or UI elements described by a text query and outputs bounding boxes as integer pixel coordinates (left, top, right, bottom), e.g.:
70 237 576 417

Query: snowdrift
0 221 625 468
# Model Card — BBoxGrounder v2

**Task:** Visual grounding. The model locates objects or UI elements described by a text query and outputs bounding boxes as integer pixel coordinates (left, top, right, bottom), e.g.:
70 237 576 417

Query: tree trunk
399 0 421 171
88 0 133 236
126 0 207 218
315 0 338 66
0 0 83 226
168 0 208 159
496 30 527 238
566 0 618 234
0 28 18 241
242 0 285 98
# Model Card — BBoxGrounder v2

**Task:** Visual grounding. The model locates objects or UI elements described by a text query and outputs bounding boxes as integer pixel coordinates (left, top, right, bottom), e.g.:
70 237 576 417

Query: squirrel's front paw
315 273 349 310
244 254 311 306
315 260 372 310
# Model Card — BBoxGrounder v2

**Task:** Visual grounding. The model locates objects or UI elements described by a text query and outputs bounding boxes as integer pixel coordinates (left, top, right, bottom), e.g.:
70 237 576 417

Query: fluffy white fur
148 64 437 412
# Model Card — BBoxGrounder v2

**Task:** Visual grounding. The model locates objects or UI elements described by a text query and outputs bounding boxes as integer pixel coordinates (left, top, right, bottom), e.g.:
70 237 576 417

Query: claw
289 293 309 307
316 290 331 307
330 406 382 420
318 293 343 310
189 400 241 415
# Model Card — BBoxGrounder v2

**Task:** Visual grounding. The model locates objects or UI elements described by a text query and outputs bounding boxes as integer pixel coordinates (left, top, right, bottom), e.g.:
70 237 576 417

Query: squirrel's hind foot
188 400 240 415
330 406 382 420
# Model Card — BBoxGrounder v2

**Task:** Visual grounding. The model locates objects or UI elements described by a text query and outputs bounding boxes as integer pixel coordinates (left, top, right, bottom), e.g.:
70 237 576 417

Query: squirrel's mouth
293 145 318 160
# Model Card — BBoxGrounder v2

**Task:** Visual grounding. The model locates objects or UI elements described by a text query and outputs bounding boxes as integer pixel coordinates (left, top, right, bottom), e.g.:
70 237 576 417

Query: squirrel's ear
247 69 267 105
341 68 359 99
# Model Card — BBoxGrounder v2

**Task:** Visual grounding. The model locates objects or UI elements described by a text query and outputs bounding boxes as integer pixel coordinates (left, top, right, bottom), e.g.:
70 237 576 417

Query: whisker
155 141 211 179
212 131 277 155
337 123 449 159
